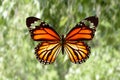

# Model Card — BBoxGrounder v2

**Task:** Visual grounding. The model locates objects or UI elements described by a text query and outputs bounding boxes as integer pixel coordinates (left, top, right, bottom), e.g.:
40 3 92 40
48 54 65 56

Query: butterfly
26 16 98 64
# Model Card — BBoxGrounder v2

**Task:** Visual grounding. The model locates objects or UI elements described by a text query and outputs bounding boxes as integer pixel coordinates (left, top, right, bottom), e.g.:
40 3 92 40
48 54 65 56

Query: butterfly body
61 35 65 55
26 16 98 64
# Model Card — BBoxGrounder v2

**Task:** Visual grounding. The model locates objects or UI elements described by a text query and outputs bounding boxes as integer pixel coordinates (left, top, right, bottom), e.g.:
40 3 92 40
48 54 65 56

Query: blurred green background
0 0 120 80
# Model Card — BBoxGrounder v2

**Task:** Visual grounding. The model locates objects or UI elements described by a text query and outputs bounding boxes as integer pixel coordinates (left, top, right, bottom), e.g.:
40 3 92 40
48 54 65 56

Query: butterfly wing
26 17 60 41
64 16 98 64
64 41 90 64
26 17 61 64
35 41 61 64
65 16 98 41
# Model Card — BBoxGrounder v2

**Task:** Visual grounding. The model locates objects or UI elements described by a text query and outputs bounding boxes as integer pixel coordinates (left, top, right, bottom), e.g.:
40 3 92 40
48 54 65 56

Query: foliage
0 0 120 80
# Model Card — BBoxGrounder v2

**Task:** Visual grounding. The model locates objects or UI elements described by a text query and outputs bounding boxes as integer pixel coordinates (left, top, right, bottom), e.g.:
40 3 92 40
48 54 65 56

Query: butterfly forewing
65 26 94 41
84 16 98 27
32 27 60 41
26 17 60 41
65 16 98 41
26 17 40 28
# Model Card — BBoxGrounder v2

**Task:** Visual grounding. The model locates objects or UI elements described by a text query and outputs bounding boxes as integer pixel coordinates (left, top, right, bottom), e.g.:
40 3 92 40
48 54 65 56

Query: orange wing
64 16 98 64
65 16 98 41
35 41 61 64
26 17 60 41
64 41 90 64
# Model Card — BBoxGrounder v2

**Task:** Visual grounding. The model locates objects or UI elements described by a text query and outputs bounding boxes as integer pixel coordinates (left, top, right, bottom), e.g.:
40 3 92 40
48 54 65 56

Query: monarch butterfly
26 16 98 64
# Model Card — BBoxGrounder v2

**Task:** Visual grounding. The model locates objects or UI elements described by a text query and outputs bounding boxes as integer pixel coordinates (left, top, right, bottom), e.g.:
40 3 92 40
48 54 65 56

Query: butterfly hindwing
35 41 61 64
26 17 60 41
64 41 90 64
